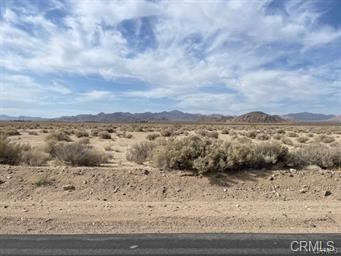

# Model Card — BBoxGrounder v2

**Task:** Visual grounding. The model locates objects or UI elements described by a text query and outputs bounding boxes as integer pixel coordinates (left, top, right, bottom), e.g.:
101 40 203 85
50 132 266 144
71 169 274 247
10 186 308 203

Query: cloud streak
0 0 340 115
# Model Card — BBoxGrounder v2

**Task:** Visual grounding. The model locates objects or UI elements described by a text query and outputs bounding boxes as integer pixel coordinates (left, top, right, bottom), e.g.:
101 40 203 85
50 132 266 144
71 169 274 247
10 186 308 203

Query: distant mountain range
0 111 339 123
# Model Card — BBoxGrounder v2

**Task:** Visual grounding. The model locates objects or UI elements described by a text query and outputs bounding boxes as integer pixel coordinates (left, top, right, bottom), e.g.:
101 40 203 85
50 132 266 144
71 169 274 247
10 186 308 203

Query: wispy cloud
0 0 340 115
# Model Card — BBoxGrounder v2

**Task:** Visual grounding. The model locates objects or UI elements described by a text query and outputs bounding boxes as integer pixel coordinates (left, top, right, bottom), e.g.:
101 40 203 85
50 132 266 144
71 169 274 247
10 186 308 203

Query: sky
0 0 340 117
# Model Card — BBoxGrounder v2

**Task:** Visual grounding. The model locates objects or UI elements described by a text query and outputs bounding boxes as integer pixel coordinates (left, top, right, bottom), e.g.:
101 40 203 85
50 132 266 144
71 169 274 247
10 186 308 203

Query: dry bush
319 135 335 144
46 130 72 142
307 133 314 138
22 147 50 166
35 176 53 187
104 145 113 151
246 130 257 139
98 131 111 139
161 129 173 137
221 129 229 134
282 137 294 146
296 136 309 143
0 128 20 137
287 132 298 137
28 131 39 135
75 130 89 138
0 136 24 165
146 133 160 141
289 144 341 169
50 142 107 166
273 134 282 140
126 141 156 164
42 129 49 133
277 129 286 134
78 137 90 144
196 129 219 138
91 129 99 137
256 133 270 140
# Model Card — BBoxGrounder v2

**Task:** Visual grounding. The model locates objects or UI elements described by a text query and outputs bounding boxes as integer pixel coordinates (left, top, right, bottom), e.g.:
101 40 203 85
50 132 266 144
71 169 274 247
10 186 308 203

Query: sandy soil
1 164 340 233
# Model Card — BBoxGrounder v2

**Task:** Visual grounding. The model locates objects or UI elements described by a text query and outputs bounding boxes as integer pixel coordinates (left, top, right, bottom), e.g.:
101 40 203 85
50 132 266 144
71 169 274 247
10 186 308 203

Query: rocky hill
232 111 285 123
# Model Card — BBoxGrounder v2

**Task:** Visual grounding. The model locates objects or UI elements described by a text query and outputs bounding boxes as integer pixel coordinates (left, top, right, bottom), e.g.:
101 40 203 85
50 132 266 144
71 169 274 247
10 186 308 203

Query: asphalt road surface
0 233 340 256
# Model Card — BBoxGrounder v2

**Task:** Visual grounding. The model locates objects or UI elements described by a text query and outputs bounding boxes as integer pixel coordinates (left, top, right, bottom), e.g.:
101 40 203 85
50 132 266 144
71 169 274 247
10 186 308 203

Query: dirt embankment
1 165 340 233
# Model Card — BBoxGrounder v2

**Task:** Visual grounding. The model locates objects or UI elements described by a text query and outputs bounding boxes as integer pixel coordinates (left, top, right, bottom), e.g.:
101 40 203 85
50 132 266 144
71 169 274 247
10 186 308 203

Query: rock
300 189 307 194
161 186 167 194
324 190 332 197
0 179 5 185
223 188 227 192
268 176 274 181
305 165 322 172
63 185 75 191
289 168 296 172
4 205 8 209
83 180 88 184
143 170 150 175
289 174 294 177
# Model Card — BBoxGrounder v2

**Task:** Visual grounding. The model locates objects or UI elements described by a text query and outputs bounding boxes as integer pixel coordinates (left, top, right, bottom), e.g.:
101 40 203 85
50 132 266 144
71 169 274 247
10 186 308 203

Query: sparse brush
256 133 270 140
46 130 72 142
98 131 111 139
75 130 89 138
160 129 173 137
0 128 20 137
277 129 286 134
126 141 156 164
296 136 309 143
289 144 341 169
146 133 160 141
282 137 294 146
78 137 90 144
35 176 53 187
28 131 39 135
221 129 229 134
50 142 108 166
0 136 24 165
287 132 298 137
22 147 50 166
273 134 282 140
319 135 335 144
246 130 257 139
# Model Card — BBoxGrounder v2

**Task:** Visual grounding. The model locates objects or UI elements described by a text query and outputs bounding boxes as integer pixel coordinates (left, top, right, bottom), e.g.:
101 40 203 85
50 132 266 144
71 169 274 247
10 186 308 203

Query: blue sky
0 0 340 117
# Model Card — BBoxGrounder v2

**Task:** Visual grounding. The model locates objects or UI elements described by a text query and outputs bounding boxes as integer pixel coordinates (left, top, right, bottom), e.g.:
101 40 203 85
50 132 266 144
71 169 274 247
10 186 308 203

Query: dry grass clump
282 137 294 146
273 134 282 140
287 132 298 137
0 136 24 165
35 176 53 187
98 131 111 139
319 135 335 144
126 141 156 164
246 130 257 139
277 129 286 134
75 130 89 138
256 133 270 140
149 136 289 174
22 147 50 166
296 136 309 143
146 133 160 141
28 131 39 135
160 129 173 137
0 128 20 137
221 129 229 134
46 130 72 142
78 137 90 144
290 144 341 169
49 142 108 166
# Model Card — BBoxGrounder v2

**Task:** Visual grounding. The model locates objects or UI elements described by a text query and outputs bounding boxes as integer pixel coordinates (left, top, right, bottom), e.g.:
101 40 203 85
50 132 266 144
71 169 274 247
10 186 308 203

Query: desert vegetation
0 121 340 172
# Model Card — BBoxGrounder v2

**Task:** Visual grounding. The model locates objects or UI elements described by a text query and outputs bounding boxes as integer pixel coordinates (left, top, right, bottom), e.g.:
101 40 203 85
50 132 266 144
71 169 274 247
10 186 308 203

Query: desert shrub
91 129 99 137
75 130 89 138
256 133 270 140
46 130 72 142
0 128 20 137
289 144 341 169
50 142 107 166
196 129 219 138
277 129 286 134
273 134 282 140
307 133 314 138
22 147 50 166
221 129 229 134
319 135 335 144
152 136 210 170
35 176 53 187
104 145 112 151
42 129 49 134
126 141 156 164
246 130 257 139
253 142 289 167
296 136 309 143
124 133 133 139
28 131 38 135
146 133 160 141
78 137 90 144
161 129 173 137
287 132 298 137
282 137 294 146
105 127 116 133
98 131 111 139
0 136 24 165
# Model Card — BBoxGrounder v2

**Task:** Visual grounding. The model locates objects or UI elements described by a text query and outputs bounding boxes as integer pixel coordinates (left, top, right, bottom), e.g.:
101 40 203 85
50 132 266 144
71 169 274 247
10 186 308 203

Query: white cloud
0 0 340 114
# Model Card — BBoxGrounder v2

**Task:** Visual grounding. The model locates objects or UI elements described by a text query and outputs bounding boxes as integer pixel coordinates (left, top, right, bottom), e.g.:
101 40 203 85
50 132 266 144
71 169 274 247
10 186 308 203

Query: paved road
0 234 340 255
